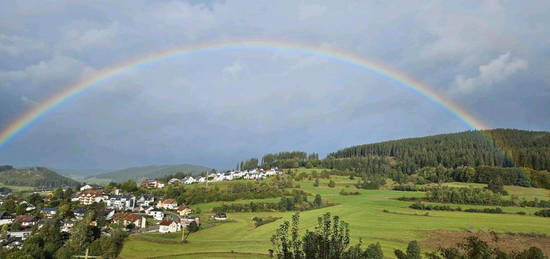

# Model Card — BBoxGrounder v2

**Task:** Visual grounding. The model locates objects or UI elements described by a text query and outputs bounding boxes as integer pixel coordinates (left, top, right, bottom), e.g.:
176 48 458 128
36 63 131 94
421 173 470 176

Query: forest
328 129 550 171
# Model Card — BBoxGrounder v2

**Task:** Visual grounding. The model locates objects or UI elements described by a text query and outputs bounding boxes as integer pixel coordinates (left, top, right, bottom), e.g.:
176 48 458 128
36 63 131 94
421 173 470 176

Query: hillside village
141 168 282 188
0 168 283 251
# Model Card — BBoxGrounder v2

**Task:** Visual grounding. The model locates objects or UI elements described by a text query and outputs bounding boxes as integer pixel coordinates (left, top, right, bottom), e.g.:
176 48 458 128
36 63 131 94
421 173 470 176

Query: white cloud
222 62 245 78
0 55 95 88
453 52 528 93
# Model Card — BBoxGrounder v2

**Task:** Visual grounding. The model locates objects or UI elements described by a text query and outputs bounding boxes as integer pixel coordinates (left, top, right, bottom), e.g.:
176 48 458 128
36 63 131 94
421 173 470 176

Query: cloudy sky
0 0 549 170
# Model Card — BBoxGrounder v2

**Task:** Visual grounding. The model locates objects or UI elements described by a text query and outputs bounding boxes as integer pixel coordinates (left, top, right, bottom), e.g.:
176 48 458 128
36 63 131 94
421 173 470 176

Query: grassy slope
120 172 550 259
0 167 79 188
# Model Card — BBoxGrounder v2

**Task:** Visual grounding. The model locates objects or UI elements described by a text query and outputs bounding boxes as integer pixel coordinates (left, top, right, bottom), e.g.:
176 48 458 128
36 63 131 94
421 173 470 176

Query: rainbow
0 39 489 149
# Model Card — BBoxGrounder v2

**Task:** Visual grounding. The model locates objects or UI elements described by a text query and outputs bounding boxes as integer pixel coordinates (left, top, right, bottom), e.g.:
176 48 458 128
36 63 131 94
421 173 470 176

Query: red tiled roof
14 215 37 223
113 213 142 222
159 219 174 226
81 190 104 196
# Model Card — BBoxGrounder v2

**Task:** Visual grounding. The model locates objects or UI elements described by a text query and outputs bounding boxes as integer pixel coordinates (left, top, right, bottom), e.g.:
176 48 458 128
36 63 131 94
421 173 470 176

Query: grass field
119 172 550 259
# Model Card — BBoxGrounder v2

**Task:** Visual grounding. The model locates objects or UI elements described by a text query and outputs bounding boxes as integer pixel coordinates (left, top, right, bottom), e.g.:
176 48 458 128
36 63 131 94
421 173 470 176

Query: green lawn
120 175 550 259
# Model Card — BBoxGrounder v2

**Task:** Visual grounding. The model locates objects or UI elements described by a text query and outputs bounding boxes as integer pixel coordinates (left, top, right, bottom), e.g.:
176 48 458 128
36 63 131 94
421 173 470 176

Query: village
0 168 283 250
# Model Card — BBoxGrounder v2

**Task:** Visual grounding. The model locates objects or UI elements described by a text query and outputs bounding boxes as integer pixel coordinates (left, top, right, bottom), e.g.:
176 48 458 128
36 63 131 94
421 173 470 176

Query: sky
0 0 549 170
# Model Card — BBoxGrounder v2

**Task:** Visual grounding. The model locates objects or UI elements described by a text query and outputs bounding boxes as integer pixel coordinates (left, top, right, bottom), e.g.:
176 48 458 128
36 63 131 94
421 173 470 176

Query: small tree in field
182 221 199 242
487 177 507 195
313 178 320 187
313 194 323 208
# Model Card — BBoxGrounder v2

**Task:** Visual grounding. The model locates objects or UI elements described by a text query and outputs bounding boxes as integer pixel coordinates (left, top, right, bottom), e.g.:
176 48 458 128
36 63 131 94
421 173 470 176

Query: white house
8 231 32 240
14 215 38 227
181 216 201 226
159 220 180 233
79 190 108 205
61 220 75 233
136 195 155 207
80 184 93 191
184 176 196 185
168 178 183 185
0 211 13 226
112 213 147 229
105 194 136 211
148 210 164 221
156 199 178 210
40 207 58 218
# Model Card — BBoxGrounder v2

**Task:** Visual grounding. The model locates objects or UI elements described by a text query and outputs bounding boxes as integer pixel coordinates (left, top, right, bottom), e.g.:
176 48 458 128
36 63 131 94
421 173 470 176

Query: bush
535 209 550 217
252 216 281 227
339 189 360 196
409 202 503 214
463 207 503 214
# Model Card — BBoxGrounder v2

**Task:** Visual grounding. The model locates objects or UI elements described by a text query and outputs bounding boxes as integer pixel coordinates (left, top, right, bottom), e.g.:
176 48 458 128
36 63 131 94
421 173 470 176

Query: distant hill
52 168 106 178
89 164 211 183
328 129 550 171
0 166 80 188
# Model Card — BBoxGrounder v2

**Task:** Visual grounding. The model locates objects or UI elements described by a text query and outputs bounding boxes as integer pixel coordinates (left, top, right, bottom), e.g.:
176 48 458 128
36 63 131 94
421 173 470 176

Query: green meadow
119 172 550 259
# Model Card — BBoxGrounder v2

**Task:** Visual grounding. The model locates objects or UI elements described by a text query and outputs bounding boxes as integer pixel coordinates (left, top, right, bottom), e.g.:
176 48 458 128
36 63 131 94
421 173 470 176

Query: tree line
409 202 504 214
420 187 550 208
238 151 321 170
212 191 325 213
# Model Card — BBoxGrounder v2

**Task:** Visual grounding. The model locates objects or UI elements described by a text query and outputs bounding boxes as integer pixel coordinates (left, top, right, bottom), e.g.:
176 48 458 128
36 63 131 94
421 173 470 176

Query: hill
90 164 211 183
52 168 106 178
328 129 550 171
0 166 80 188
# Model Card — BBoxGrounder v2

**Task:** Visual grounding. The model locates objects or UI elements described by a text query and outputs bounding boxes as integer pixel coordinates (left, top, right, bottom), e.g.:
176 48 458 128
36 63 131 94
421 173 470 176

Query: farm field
119 172 550 259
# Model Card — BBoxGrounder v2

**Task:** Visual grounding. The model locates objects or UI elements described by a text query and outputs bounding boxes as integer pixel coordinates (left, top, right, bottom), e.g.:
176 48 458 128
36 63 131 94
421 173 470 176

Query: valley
119 170 550 258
